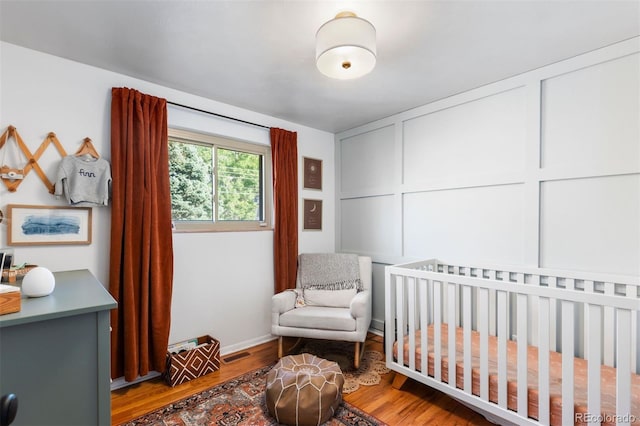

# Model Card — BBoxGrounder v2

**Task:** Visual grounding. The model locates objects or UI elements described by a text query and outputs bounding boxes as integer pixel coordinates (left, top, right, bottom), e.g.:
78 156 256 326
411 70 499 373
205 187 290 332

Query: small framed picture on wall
303 199 322 231
303 157 322 190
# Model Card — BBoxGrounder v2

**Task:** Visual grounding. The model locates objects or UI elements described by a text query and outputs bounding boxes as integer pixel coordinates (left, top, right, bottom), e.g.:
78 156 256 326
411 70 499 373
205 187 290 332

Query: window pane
217 148 263 221
167 127 272 232
168 140 213 221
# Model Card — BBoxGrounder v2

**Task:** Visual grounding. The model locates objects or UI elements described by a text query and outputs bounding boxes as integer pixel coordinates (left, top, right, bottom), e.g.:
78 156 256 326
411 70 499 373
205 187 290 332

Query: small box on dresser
164 335 220 387
0 284 20 315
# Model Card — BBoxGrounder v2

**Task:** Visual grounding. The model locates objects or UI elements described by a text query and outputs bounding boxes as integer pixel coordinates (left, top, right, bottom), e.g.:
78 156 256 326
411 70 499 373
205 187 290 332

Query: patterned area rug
122 365 387 426
294 340 390 394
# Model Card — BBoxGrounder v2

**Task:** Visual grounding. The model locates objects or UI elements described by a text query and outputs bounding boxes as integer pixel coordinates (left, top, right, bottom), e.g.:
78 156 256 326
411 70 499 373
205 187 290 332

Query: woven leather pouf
266 353 344 426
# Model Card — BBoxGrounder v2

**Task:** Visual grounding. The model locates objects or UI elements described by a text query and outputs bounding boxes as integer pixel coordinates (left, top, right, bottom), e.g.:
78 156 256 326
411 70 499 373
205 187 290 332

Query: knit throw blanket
298 253 363 291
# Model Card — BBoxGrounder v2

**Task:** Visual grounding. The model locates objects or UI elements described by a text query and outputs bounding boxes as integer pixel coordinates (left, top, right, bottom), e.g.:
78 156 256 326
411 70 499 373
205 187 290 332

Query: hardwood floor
111 333 495 425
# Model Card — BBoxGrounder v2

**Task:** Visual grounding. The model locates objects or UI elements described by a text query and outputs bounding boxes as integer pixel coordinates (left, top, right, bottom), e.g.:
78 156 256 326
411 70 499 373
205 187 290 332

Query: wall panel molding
336 37 640 328
337 37 639 265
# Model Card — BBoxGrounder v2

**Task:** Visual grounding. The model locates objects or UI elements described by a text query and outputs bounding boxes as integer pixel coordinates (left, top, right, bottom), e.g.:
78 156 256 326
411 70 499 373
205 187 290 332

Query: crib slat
538 297 550 425
463 285 472 393
616 308 632 425
583 280 600 361
585 303 601 426
627 284 638 374
419 279 429 375
604 282 615 366
448 282 457 389
442 275 449 330
497 290 508 408
434 280 442 381
478 287 489 401
428 275 434 324
565 278 583 361
516 274 525 343
562 300 575 425
395 276 405 368
455 278 462 327
529 275 540 346
489 270 497 336
385 272 395 359
549 276 558 352
517 293 528 417
455 267 462 327
408 277 417 370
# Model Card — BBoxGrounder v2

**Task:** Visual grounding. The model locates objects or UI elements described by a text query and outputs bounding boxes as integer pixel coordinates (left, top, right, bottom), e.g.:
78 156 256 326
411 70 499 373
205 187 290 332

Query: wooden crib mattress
392 324 640 426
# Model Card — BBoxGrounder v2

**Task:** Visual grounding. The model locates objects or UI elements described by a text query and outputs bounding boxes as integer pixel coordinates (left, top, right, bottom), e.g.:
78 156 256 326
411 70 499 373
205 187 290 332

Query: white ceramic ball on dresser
21 267 56 297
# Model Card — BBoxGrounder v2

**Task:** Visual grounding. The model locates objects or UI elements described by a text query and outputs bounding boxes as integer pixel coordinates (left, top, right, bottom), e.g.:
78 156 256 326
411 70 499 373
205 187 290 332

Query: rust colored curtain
271 128 298 293
109 87 174 381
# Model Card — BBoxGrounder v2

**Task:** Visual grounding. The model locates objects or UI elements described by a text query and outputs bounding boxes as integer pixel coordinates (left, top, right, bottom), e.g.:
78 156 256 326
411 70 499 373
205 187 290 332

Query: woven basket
1 264 38 283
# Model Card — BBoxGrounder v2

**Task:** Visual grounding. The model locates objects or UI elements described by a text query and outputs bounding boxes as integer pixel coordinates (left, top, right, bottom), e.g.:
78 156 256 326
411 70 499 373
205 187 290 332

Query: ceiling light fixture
315 11 376 80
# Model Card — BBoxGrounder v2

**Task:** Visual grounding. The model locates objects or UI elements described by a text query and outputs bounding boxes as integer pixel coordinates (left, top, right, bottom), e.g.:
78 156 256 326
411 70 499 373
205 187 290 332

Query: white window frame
169 128 272 232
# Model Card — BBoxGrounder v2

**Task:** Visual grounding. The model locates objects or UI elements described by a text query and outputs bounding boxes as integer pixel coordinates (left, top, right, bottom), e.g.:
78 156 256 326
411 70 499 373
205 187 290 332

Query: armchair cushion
304 287 357 308
279 306 356 332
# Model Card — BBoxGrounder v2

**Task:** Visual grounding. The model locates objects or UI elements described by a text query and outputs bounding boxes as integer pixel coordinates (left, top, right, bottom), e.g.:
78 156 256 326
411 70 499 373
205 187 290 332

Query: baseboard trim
221 334 277 356
368 328 383 337
370 318 384 332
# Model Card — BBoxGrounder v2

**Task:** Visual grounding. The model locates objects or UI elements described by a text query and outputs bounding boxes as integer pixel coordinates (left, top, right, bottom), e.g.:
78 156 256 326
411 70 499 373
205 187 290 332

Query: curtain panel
271 128 298 293
109 87 174 381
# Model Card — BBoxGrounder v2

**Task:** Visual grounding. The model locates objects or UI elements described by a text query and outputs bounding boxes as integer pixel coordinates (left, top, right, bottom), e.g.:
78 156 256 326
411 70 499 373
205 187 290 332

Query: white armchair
272 254 372 368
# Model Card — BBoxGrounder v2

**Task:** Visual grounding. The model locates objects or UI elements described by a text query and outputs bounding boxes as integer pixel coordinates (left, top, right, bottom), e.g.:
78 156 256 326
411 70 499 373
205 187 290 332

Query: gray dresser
0 269 117 426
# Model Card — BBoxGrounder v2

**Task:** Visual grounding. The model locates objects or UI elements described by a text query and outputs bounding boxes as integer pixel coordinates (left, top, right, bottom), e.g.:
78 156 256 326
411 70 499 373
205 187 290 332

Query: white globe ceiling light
316 11 376 80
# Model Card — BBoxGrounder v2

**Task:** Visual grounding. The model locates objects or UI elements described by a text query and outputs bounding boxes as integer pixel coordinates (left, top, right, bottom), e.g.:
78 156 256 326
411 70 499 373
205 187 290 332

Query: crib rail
385 260 640 426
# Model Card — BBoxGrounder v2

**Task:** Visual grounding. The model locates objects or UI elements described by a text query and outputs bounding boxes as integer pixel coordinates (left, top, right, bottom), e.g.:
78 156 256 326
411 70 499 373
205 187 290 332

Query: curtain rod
167 101 270 130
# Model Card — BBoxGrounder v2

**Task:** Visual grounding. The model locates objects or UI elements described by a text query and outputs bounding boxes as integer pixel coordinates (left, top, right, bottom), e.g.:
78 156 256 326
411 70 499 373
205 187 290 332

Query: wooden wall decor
31 132 68 193
303 199 322 230
0 126 68 194
303 157 322 190
0 126 29 193
75 137 100 159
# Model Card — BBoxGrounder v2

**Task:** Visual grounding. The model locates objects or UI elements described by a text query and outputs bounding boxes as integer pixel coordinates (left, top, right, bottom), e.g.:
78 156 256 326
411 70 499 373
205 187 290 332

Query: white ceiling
1 1 639 133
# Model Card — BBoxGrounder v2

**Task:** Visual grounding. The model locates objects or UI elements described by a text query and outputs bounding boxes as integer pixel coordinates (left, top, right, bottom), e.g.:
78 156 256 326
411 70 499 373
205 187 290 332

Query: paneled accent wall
336 38 640 330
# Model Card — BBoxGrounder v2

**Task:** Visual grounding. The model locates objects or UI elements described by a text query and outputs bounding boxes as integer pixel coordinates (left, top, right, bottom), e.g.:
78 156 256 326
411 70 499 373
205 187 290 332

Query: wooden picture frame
7 204 92 246
303 199 322 231
303 157 322 190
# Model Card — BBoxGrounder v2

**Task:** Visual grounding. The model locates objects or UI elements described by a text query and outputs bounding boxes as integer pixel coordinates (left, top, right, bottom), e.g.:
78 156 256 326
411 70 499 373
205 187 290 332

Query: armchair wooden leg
278 336 283 359
354 340 365 369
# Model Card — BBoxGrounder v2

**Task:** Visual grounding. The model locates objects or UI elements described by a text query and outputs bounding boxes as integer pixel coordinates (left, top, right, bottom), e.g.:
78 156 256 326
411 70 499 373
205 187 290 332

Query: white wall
0 42 336 355
336 38 640 330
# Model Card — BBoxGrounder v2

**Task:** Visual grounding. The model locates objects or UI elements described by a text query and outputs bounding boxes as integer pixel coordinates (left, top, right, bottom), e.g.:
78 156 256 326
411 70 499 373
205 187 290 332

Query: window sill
172 226 274 234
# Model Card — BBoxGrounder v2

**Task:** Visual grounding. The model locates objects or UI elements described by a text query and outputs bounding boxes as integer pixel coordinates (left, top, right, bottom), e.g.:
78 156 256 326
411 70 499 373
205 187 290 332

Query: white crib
385 259 640 426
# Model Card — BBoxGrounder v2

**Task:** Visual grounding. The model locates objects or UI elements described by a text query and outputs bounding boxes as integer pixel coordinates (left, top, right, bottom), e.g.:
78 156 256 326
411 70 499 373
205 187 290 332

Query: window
168 128 271 232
